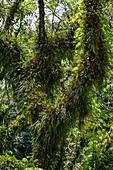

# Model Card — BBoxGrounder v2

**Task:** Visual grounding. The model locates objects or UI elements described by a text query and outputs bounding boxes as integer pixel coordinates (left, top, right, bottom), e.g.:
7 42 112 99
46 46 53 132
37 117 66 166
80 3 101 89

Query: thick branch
4 0 22 31
31 0 110 168
38 0 46 44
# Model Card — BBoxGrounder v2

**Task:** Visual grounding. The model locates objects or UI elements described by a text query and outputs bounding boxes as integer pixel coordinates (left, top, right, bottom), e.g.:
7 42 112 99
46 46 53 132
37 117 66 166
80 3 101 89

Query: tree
0 0 113 169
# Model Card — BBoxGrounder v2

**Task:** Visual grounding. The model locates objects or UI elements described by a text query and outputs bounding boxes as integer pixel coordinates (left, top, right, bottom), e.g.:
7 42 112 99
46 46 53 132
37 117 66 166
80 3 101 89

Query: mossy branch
4 0 22 31
31 0 111 168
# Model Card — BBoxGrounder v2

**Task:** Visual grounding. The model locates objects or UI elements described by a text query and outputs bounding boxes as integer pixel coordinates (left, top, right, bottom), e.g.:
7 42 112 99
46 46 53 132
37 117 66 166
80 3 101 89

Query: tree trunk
38 0 46 44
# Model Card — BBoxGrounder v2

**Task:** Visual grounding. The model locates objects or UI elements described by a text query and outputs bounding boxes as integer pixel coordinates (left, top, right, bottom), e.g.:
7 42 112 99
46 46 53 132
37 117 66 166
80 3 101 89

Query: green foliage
0 153 26 170
0 152 41 170
64 79 113 169
0 114 26 153
0 0 113 169
65 112 113 169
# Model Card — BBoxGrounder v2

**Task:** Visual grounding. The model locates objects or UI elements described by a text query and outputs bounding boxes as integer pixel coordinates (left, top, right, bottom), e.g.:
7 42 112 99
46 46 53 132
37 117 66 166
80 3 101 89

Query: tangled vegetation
0 0 113 169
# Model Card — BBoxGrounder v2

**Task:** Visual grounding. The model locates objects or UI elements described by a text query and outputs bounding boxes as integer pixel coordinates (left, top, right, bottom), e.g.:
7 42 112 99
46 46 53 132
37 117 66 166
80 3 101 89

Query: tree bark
38 0 46 44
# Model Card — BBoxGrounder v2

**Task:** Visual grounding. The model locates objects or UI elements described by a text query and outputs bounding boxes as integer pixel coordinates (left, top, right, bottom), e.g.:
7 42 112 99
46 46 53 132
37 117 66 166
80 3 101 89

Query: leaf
84 148 92 156
108 4 112 9
22 158 28 163
82 162 89 169
76 42 81 49
97 130 103 136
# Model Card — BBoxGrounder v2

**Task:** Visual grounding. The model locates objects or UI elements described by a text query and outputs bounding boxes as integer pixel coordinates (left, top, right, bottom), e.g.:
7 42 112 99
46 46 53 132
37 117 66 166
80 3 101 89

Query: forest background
0 0 113 169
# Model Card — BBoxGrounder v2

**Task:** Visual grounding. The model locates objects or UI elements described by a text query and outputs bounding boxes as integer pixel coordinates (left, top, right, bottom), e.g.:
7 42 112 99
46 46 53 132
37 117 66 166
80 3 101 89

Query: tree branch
4 0 22 31
38 0 46 44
